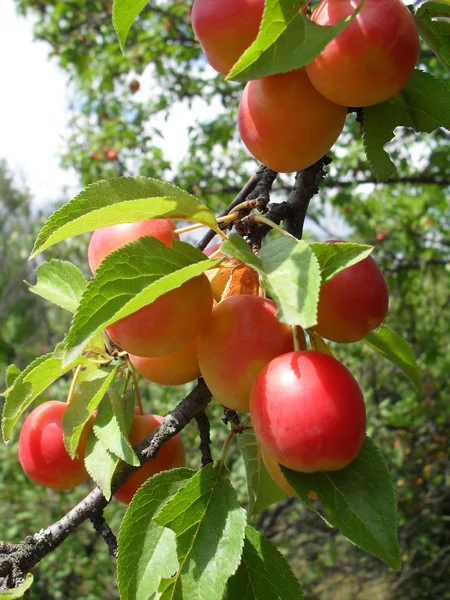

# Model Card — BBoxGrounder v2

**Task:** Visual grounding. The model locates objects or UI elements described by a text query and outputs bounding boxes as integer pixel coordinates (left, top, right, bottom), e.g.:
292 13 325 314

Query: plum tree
312 244 389 343
106 274 213 357
238 68 347 173
18 401 92 491
191 0 265 75
197 295 294 412
114 413 186 504
305 0 420 107
250 351 366 472
88 219 179 272
129 336 201 386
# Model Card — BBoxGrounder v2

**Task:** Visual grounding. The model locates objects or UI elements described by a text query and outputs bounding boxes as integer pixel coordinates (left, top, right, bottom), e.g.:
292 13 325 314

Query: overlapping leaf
364 325 422 392
309 242 373 283
227 0 361 82
92 387 139 466
62 366 119 458
222 234 321 329
59 238 222 365
154 463 247 600
84 428 120 500
31 177 219 258
28 259 86 313
282 436 400 569
415 1 450 69
2 353 87 442
238 430 286 517
363 69 450 180
227 526 304 599
117 468 194 600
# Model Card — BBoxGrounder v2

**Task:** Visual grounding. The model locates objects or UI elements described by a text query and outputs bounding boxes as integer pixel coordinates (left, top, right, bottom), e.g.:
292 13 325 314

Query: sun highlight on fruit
250 351 366 473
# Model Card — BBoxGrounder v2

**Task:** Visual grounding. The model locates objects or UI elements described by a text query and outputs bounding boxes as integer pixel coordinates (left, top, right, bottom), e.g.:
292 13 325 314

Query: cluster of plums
19 217 389 500
191 0 420 172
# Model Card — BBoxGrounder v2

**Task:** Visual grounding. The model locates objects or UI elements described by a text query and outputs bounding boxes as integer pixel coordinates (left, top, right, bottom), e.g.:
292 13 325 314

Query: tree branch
194 411 213 467
0 379 212 591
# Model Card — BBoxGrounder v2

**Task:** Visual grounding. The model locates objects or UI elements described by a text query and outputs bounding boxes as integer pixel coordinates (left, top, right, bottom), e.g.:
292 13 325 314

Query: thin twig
194 411 213 467
0 379 212 591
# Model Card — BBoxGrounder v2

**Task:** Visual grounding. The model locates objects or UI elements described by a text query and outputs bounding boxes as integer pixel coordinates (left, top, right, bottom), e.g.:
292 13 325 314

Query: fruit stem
292 326 307 352
125 357 144 415
250 215 297 238
66 364 82 405
218 428 235 464
174 214 238 236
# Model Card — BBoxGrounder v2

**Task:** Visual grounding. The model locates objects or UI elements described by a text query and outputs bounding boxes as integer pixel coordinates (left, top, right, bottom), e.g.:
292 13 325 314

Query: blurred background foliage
0 0 449 598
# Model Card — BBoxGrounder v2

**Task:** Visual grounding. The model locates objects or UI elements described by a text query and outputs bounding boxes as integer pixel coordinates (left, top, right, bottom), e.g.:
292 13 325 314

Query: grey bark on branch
0 379 212 592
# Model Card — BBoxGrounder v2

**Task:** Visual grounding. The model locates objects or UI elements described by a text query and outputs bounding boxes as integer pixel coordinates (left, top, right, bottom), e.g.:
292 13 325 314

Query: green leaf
364 325 422 392
117 468 194 600
237 430 286 517
258 237 321 328
363 69 450 180
59 238 222 366
154 463 247 600
221 234 263 272
222 234 321 328
28 259 87 313
227 525 304 599
2 353 87 442
113 0 148 52
227 0 360 82
30 177 219 258
84 427 119 500
415 1 450 69
281 436 401 569
309 242 373 283
92 387 139 466
62 366 118 458
0 573 34 598
5 364 21 388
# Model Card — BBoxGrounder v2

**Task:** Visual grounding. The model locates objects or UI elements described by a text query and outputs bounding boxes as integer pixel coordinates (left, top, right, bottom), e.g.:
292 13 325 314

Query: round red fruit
305 0 420 107
251 351 366 472
18 401 92 490
313 244 389 343
197 295 294 412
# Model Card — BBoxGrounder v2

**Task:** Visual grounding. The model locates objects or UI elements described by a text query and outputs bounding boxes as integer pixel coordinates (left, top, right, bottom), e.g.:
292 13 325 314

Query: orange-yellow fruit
129 336 201 386
191 0 265 75
106 274 213 357
261 445 296 496
305 0 420 107
197 295 294 412
238 68 347 173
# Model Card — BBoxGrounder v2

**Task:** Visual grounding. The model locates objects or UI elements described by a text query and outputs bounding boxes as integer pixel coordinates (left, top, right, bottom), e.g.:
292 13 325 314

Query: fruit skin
107 274 213 357
261 445 296 496
305 0 420 107
197 295 294 412
129 336 201 386
238 68 347 173
191 0 265 75
114 414 186 504
203 243 235 301
88 219 179 273
313 244 389 343
250 351 366 472
18 401 92 490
